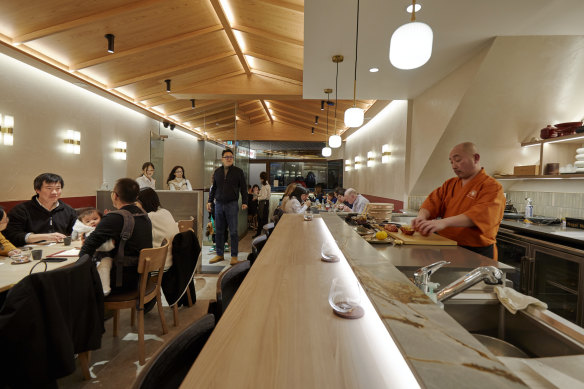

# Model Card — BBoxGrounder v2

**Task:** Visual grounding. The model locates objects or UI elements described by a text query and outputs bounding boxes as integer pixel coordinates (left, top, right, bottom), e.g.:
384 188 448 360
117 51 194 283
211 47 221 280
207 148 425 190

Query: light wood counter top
0 242 80 292
182 214 527 389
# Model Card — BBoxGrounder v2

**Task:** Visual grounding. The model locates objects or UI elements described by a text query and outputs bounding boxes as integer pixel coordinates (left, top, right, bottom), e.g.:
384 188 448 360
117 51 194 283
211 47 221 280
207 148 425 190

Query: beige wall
336 100 409 203
0 52 203 201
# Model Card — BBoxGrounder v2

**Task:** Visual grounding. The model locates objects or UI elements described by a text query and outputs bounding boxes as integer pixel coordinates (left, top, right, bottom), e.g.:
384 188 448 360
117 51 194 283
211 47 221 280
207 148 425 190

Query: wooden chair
131 314 215 389
177 219 194 233
104 242 170 365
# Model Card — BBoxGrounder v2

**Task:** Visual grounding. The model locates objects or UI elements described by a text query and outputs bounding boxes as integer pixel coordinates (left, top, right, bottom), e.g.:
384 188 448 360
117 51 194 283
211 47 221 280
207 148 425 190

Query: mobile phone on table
42 258 68 262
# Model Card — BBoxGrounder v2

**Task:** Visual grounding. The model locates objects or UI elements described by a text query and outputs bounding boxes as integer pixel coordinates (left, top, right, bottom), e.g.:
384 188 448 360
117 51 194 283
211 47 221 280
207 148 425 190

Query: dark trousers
256 200 269 236
215 201 239 257
461 244 495 259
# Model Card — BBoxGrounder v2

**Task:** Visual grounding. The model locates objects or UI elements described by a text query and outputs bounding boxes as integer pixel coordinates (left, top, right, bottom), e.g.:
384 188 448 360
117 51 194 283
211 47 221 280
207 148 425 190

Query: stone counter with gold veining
321 213 527 389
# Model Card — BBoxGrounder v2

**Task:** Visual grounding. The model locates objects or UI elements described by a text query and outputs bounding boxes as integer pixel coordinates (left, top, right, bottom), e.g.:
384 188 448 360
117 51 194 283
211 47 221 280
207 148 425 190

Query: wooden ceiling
0 0 375 142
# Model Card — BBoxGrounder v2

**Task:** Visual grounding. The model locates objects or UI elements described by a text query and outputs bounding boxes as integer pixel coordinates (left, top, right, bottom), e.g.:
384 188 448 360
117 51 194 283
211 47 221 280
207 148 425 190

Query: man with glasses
4 173 78 246
207 149 248 265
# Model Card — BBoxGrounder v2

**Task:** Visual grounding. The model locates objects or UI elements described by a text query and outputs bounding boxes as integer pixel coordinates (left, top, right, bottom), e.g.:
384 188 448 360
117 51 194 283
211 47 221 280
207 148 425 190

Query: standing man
207 149 248 265
411 142 505 259
5 173 77 246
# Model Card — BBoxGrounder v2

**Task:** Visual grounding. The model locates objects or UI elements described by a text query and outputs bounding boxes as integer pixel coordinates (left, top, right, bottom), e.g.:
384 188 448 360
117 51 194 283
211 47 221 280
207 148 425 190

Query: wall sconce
0 115 14 146
114 141 127 160
345 159 352 172
354 156 362 169
64 130 80 154
382 144 392 163
367 151 376 167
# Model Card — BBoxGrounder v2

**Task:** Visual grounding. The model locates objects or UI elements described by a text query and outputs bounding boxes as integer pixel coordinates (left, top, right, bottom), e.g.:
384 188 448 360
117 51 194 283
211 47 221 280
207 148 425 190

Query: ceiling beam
160 99 221 115
184 113 235 128
259 0 303 13
109 51 234 89
251 69 302 86
70 25 223 70
13 0 167 43
177 103 236 121
260 100 273 123
268 101 320 117
275 117 327 135
210 0 251 76
245 51 302 70
135 70 244 101
233 25 302 47
205 121 236 132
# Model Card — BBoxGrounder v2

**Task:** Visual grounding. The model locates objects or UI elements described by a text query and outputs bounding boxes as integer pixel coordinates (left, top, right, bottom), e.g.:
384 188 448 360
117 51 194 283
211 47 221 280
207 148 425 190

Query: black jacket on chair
162 230 200 307
0 255 104 389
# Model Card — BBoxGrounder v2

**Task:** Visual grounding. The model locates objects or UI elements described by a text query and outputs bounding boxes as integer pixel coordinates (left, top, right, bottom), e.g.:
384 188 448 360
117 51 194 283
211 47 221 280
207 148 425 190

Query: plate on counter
354 226 374 235
364 235 394 244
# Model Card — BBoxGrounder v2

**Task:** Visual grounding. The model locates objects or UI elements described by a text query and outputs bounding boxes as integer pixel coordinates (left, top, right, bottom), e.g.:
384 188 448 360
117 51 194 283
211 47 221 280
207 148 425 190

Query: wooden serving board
384 231 457 246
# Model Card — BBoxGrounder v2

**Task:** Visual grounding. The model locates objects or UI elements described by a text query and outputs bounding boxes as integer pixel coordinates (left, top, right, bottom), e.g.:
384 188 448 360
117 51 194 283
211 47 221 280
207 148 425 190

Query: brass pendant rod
411 0 417 22
352 0 360 108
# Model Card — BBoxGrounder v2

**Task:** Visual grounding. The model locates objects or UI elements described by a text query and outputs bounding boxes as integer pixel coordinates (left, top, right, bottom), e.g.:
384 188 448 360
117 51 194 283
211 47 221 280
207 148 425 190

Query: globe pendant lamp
344 0 364 128
323 88 333 157
329 56 343 148
390 0 433 70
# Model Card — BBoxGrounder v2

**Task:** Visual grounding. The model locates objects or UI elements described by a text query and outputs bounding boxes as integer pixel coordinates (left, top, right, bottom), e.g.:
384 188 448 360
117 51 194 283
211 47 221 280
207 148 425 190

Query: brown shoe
230 257 240 265
209 255 225 264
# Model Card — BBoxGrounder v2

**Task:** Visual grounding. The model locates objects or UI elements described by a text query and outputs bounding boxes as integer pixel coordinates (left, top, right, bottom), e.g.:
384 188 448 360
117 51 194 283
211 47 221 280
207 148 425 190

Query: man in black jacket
207 149 248 265
4 172 77 246
80 178 152 292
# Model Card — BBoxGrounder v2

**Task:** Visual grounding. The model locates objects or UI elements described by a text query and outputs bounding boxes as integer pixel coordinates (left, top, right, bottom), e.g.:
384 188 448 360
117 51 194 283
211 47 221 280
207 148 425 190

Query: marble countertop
320 214 528 389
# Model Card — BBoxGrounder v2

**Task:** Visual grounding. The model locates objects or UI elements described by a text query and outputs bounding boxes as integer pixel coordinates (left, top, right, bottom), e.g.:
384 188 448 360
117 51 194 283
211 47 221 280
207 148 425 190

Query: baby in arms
73 208 115 296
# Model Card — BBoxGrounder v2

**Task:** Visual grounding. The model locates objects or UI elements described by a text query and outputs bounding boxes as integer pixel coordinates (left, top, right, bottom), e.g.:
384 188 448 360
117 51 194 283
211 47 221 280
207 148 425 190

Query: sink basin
444 295 584 358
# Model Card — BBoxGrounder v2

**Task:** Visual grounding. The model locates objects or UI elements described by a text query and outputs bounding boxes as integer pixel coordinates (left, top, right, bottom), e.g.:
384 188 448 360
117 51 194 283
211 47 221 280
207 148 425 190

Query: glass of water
328 278 362 313
303 208 313 221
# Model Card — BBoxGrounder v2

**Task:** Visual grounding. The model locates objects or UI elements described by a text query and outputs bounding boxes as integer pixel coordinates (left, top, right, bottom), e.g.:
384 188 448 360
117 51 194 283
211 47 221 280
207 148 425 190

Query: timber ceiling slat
70 25 224 70
0 0 377 141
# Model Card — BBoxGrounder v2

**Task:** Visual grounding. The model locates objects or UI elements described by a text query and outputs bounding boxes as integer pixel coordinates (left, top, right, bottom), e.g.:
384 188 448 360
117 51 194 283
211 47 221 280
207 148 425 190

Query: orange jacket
421 168 505 248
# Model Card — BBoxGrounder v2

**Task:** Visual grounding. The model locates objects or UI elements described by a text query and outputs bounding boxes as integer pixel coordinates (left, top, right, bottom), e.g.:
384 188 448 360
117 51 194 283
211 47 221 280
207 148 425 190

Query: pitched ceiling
0 0 375 142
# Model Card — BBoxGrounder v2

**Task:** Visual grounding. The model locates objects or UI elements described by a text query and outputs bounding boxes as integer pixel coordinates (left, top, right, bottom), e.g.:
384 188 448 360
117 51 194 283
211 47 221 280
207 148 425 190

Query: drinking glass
328 278 362 313
303 209 313 221
321 240 339 262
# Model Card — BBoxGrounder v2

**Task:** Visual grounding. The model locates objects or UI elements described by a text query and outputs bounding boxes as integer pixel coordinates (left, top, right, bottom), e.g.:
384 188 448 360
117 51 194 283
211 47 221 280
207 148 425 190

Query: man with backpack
80 178 152 293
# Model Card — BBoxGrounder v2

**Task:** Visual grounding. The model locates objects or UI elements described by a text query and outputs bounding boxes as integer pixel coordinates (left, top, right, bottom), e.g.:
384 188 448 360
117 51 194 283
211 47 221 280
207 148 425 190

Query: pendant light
389 0 433 70
322 89 332 157
344 0 364 128
329 56 342 148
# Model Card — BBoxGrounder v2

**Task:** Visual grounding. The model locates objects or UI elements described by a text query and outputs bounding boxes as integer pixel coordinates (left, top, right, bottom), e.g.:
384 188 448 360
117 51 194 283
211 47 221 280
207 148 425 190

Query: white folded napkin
494 286 548 314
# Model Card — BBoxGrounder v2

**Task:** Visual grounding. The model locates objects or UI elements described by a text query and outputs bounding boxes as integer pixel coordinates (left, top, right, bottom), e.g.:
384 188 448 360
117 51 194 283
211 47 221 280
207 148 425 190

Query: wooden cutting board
384 231 457 246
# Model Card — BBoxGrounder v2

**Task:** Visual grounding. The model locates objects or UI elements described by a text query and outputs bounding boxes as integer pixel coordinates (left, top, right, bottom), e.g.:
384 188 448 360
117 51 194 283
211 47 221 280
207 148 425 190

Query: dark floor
58 231 255 388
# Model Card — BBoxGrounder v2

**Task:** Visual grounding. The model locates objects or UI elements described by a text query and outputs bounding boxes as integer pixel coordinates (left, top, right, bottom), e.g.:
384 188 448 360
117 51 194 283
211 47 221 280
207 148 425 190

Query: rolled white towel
494 286 547 314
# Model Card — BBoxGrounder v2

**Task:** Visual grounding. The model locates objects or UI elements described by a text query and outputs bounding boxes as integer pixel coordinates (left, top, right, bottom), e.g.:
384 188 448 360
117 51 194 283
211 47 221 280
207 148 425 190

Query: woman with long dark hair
136 162 156 189
167 165 192 191
255 172 271 237
0 207 20 257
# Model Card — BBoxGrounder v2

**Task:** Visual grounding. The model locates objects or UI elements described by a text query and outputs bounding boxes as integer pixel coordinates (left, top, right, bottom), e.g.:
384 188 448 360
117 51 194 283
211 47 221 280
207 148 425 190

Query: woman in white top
283 186 311 214
137 188 179 269
167 165 192 191
136 162 156 189
254 171 271 237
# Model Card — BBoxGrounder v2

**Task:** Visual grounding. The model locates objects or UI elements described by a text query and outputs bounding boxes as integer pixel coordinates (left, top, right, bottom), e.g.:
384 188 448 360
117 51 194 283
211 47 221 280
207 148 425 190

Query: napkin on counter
494 286 547 314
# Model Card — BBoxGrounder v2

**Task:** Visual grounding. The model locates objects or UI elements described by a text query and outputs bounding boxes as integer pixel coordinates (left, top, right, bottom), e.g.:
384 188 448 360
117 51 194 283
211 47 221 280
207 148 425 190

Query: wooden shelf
495 174 584 180
521 133 584 147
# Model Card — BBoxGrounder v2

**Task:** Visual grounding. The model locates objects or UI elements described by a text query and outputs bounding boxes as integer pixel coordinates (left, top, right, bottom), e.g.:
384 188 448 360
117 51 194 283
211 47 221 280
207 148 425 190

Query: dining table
0 241 81 293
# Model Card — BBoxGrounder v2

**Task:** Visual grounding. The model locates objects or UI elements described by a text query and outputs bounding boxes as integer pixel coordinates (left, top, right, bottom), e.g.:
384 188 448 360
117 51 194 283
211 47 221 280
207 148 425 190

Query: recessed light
406 4 422 13
369 67 379 73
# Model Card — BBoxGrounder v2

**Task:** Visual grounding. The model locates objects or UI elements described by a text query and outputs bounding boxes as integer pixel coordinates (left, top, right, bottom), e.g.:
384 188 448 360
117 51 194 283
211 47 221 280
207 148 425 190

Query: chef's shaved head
449 142 481 181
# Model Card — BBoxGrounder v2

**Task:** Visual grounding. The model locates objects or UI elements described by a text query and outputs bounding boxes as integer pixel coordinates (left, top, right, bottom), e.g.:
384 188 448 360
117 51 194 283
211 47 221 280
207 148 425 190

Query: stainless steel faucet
413 261 504 302
436 266 503 302
413 260 451 295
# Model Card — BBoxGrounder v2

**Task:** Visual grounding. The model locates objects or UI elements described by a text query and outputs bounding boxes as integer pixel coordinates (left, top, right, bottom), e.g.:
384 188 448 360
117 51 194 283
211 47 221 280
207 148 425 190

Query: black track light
170 124 176 131
165 79 171 93
314 115 319 125
320 100 325 110
163 121 169 128
105 34 115 53
190 99 195 109
311 127 314 134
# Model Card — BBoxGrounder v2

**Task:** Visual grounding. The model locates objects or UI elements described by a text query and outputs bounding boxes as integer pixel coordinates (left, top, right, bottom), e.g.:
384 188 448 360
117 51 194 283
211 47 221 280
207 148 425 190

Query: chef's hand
206 203 212 212
242 204 248 210
415 219 447 236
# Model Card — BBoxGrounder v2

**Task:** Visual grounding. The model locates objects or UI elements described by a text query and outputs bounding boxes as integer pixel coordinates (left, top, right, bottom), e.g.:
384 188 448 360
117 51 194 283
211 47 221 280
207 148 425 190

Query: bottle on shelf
524 198 534 218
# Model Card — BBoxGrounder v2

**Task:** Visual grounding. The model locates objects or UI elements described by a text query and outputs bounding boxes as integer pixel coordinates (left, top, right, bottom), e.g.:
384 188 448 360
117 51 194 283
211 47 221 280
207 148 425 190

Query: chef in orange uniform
411 142 505 259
